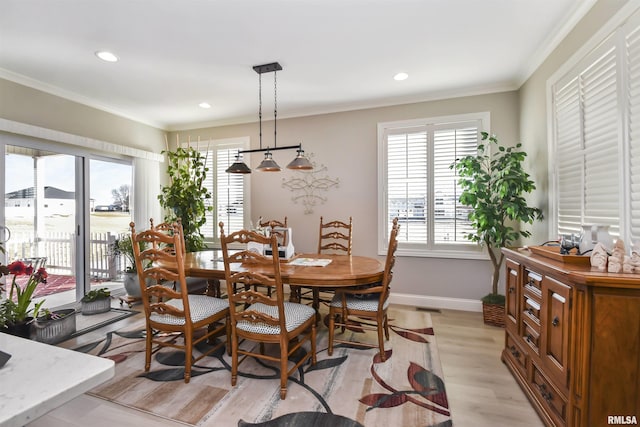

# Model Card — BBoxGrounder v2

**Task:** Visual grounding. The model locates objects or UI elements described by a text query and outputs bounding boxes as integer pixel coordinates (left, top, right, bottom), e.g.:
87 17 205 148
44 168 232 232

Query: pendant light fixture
226 62 313 173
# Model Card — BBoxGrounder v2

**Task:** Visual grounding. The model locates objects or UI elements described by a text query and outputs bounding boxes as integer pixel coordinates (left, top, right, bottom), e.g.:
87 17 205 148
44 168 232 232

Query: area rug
77 306 452 427
70 307 138 339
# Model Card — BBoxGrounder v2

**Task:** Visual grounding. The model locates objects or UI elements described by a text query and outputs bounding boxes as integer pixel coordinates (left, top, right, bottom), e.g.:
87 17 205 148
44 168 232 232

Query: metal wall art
281 153 339 214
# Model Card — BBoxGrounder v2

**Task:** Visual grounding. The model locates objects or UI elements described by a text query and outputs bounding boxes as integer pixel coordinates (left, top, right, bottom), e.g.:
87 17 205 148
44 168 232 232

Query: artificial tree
158 146 213 252
451 132 543 305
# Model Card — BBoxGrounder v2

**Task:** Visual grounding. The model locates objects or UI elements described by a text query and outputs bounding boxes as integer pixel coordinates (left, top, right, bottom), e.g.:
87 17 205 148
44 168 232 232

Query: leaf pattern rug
79 306 452 427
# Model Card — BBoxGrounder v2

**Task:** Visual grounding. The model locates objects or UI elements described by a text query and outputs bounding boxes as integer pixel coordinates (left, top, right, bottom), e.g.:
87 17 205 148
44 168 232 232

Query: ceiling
0 0 596 131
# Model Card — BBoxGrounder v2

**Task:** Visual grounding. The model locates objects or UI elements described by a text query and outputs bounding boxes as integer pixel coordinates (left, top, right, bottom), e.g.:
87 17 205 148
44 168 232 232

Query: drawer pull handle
526 334 534 343
509 345 520 358
538 384 553 401
552 316 560 327
527 308 534 315
509 286 515 294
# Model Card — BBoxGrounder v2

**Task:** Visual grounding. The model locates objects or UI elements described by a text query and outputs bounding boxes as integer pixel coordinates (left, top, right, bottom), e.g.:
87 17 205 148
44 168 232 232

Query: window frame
377 112 490 259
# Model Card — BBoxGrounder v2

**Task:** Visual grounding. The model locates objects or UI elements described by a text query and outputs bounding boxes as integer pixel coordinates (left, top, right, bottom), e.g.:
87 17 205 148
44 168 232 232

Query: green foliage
451 132 543 297
112 235 148 273
158 147 213 252
81 287 111 302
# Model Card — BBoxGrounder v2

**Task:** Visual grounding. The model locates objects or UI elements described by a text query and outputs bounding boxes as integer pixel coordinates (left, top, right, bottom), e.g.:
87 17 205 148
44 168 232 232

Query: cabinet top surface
502 247 640 288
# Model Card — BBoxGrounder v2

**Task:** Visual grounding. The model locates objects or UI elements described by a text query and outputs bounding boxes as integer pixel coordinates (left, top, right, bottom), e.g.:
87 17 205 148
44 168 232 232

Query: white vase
594 225 614 252
579 224 595 254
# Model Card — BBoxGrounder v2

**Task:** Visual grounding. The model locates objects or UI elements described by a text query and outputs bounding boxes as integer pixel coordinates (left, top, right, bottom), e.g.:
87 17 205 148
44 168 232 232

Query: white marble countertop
0 333 114 427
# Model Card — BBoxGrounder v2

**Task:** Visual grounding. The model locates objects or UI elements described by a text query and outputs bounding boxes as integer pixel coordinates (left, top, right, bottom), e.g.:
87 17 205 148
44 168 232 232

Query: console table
0 333 114 427
501 247 640 427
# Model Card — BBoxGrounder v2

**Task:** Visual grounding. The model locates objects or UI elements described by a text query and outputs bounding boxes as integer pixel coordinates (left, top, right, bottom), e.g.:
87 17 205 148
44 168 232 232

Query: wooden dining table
183 250 384 307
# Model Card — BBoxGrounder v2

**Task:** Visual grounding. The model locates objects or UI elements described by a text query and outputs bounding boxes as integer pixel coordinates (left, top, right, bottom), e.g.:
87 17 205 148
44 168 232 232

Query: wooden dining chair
298 216 353 309
258 216 289 247
150 218 210 295
219 221 317 400
130 221 230 383
328 217 399 361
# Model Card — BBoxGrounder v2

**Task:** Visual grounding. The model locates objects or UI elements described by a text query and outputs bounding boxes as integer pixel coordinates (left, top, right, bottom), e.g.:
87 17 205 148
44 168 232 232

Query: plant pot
482 301 505 328
81 297 111 315
1 317 34 339
34 309 76 344
124 272 142 297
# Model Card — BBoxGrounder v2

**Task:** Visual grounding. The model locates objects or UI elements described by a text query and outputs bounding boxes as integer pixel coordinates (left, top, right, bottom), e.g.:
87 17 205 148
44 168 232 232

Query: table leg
207 279 221 298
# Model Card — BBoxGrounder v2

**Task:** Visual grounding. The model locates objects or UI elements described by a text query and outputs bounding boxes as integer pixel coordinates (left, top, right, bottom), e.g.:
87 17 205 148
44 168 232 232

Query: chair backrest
130 221 191 322
258 216 288 246
318 216 353 255
219 222 286 333
149 218 186 255
379 218 400 305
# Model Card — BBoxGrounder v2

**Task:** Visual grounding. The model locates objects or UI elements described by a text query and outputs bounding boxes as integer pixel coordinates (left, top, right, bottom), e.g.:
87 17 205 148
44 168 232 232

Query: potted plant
0 259 48 338
80 287 111 315
157 146 213 252
112 236 147 297
34 307 76 344
451 132 543 327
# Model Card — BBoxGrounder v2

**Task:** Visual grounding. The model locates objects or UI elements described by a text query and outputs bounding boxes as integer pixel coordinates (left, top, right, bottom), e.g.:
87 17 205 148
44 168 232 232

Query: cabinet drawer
523 322 540 354
532 363 568 426
505 332 528 376
524 269 543 293
524 296 541 321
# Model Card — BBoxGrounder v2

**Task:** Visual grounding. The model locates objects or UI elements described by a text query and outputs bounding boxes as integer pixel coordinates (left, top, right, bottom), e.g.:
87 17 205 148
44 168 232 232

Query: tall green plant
158 146 213 252
451 132 543 299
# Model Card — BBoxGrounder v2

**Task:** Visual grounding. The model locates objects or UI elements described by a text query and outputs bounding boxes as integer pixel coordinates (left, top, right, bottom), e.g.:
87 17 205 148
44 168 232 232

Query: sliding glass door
1 139 134 308
3 145 81 305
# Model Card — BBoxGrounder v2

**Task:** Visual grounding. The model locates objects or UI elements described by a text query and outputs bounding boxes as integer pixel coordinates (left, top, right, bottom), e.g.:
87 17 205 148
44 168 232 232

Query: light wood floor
27 305 544 427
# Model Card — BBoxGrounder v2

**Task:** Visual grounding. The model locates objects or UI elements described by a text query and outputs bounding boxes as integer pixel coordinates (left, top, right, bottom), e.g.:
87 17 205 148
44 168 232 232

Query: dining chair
258 216 289 247
328 217 399 362
130 221 230 383
219 221 317 400
150 218 210 296
298 216 353 309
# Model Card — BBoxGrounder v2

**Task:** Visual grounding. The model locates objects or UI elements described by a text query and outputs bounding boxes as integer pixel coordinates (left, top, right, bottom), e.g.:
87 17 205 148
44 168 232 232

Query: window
378 112 489 258
549 8 640 245
190 137 250 245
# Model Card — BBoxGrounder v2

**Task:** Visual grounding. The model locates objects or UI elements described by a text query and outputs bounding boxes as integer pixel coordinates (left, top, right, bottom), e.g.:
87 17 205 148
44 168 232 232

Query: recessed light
394 72 409 81
95 51 119 62
199 102 211 109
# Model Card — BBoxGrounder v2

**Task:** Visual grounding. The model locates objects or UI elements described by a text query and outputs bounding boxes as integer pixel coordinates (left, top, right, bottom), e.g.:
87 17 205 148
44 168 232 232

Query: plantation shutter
386 126 428 244
433 124 478 243
554 76 582 235
581 45 619 235
553 40 620 238
628 21 640 243
216 147 245 236
195 139 247 243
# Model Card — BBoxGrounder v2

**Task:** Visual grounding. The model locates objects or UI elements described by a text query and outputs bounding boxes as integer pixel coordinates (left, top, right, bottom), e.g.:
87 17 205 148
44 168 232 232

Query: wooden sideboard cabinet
501 248 640 427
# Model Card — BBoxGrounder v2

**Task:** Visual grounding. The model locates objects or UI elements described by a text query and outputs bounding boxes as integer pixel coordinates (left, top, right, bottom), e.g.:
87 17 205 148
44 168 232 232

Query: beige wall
519 0 632 245
171 91 519 302
0 79 165 152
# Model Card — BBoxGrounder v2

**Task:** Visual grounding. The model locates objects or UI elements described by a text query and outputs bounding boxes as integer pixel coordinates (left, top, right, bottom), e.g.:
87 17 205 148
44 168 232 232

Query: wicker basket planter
35 309 76 344
482 302 505 328
81 297 111 315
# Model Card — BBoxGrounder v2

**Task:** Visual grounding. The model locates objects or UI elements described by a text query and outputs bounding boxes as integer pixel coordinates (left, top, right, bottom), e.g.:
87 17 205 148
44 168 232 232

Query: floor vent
416 307 441 313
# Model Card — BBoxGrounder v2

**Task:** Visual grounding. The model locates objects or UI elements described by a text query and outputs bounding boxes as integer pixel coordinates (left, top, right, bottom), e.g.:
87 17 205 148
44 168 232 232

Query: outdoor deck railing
4 231 125 279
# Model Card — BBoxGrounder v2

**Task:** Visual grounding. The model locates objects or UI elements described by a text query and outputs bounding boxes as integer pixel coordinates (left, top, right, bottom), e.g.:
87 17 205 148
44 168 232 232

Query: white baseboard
389 292 482 312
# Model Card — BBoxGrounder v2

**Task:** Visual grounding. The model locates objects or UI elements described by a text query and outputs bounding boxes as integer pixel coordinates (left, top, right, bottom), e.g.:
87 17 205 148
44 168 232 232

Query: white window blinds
192 138 248 243
549 9 640 245
379 113 489 257
628 21 640 244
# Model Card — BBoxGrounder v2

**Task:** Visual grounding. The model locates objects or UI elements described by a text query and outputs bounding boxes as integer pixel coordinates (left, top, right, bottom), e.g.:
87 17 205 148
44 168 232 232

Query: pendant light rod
237 143 302 155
